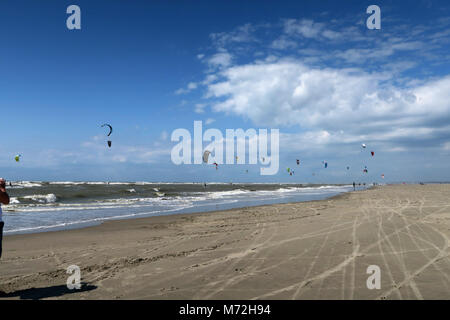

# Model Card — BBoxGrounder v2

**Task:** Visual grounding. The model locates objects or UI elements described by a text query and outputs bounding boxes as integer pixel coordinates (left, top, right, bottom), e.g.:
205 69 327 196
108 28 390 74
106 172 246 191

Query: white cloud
284 19 324 38
182 17 450 159
175 82 198 95
79 137 171 165
207 50 232 69
443 142 450 150
205 59 450 149
160 131 168 141
210 23 256 47
205 118 215 125
270 37 297 50
195 103 206 114
283 19 344 41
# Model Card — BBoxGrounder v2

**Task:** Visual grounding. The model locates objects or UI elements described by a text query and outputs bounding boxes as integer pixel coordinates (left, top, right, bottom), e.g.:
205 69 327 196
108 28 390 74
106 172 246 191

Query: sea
1 181 364 235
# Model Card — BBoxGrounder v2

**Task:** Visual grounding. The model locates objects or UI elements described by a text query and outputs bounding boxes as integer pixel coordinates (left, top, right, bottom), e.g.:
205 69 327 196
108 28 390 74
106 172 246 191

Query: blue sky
0 0 449 183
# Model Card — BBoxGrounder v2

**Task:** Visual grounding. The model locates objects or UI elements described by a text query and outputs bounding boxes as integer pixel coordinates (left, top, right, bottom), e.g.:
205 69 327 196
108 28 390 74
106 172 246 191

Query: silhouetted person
0 178 10 259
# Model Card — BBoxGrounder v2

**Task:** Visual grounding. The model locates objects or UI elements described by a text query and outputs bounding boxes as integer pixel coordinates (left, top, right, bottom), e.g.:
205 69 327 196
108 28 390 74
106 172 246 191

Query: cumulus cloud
207 50 232 69
181 16 450 163
205 59 450 149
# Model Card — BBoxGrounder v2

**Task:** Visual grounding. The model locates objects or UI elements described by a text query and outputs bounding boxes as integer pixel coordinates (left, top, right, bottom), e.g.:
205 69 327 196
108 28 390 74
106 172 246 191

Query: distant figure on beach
353 182 356 191
0 178 11 259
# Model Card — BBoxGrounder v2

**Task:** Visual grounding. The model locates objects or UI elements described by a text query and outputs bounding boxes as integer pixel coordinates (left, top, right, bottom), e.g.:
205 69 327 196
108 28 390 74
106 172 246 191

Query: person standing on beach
353 182 356 191
0 178 10 259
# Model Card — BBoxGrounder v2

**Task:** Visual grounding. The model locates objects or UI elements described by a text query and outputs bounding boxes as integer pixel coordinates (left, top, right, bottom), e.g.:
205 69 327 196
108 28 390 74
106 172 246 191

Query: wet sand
1 184 449 300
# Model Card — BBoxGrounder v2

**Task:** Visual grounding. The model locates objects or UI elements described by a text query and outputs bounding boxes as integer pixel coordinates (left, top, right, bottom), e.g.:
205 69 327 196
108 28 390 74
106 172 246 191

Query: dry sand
1 184 449 300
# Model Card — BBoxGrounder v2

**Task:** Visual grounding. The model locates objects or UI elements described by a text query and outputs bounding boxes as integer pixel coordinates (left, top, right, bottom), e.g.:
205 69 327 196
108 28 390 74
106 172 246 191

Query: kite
15 154 21 162
203 150 211 163
296 159 300 165
101 124 113 136
101 123 113 147
371 151 375 157
362 144 367 149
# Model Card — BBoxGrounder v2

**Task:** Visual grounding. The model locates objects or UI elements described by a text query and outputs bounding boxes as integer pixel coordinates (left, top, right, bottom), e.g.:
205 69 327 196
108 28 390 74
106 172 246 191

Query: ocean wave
10 181 43 188
3 204 194 235
207 189 250 198
3 183 357 235
23 193 58 203
9 197 21 204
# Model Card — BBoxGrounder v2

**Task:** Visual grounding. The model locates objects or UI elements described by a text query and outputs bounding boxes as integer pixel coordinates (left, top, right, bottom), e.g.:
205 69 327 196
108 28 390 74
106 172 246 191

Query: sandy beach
1 184 449 300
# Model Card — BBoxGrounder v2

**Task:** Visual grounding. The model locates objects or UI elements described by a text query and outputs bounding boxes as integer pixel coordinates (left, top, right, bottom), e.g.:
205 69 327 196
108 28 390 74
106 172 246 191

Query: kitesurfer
0 178 10 259
101 124 113 148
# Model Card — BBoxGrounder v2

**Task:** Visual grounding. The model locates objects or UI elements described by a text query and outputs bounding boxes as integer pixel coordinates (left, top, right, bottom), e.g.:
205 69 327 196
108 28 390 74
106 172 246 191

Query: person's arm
0 178 10 205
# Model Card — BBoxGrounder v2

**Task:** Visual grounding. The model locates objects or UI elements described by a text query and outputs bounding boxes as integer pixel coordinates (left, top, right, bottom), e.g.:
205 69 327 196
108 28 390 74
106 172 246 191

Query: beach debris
101 123 113 148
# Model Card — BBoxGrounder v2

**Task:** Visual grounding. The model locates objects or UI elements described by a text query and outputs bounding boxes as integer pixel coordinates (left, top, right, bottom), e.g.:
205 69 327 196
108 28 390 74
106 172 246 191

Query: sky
0 0 449 183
